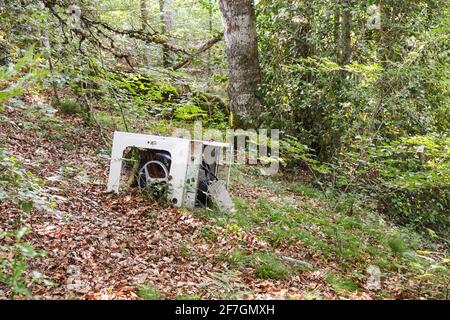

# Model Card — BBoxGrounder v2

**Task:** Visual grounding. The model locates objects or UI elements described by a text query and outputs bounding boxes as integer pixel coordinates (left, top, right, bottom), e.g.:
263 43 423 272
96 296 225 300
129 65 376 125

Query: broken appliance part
107 131 234 211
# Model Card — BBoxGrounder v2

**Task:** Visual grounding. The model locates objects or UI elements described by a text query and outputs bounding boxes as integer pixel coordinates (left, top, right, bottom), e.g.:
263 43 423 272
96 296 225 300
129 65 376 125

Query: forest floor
0 93 447 300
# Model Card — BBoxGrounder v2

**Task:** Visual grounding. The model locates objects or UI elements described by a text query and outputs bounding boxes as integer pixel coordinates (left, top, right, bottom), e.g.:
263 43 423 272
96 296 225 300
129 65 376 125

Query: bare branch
172 32 223 70
42 0 190 59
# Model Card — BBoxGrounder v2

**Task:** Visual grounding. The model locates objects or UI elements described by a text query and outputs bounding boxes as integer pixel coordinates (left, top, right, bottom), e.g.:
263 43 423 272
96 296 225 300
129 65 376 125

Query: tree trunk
159 0 175 67
140 0 149 31
140 0 150 63
334 0 341 62
207 0 213 76
340 0 352 65
219 0 262 127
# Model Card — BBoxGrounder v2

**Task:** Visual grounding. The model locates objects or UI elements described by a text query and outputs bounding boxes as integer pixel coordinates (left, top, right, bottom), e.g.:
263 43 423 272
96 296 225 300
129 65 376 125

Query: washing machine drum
137 151 214 206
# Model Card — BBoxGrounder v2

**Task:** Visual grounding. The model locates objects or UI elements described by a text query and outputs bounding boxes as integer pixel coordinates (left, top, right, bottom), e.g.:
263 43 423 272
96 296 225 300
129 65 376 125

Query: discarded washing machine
106 131 234 212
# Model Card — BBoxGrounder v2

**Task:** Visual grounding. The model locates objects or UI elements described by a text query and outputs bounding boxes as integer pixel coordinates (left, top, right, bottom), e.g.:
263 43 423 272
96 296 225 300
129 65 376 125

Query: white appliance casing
107 131 231 209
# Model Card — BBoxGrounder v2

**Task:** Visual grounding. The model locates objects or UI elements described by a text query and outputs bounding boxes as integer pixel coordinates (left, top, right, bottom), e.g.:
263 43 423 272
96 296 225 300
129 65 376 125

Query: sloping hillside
0 94 447 300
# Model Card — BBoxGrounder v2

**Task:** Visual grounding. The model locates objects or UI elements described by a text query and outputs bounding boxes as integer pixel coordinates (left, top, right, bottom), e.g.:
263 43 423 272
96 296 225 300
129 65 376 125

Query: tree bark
140 0 149 63
334 0 341 62
159 0 175 67
207 0 213 76
340 0 352 65
219 0 263 127
140 0 149 31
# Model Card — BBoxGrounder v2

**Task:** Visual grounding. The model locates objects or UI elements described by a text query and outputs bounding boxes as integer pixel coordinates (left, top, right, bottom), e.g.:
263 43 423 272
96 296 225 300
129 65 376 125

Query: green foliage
252 252 290 280
0 227 51 299
287 132 450 236
257 0 449 161
57 99 85 115
367 135 450 189
141 182 172 203
387 236 410 255
110 72 178 102
0 45 46 102
104 70 228 128
288 183 323 199
175 292 203 300
174 104 207 120
178 242 191 257
357 134 448 235
0 149 54 298
219 248 251 268
0 148 53 212
200 227 217 241
415 255 450 299
326 273 361 294
136 285 162 300
255 0 449 239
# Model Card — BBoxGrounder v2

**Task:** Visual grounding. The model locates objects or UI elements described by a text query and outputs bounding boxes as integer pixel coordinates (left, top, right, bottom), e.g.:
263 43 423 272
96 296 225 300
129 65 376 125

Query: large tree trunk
159 0 175 67
219 0 262 127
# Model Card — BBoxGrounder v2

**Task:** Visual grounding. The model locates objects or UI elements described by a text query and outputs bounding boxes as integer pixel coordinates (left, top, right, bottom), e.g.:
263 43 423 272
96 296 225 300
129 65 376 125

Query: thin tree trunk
340 0 352 65
140 0 149 31
334 0 341 62
42 29 60 105
219 0 262 127
207 0 213 76
140 0 149 63
159 0 175 67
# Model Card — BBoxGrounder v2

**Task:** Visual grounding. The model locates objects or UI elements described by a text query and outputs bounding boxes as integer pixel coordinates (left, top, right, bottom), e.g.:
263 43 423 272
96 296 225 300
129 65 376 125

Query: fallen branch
280 256 313 270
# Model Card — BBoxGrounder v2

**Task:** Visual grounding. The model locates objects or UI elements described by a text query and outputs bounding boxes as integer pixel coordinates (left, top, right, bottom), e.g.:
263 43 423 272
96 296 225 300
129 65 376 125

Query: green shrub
369 135 450 236
380 187 449 236
0 149 53 298
0 45 45 103
326 134 450 236
178 242 191 257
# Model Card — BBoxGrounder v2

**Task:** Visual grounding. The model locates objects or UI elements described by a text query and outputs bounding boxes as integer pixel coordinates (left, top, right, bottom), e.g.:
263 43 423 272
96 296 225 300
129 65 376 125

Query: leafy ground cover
0 94 448 300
